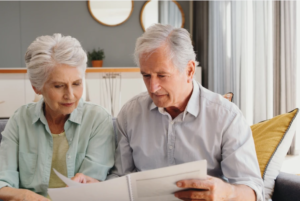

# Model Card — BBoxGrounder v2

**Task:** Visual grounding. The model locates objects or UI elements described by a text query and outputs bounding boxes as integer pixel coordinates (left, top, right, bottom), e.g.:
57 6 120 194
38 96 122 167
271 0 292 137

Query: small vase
92 60 103 67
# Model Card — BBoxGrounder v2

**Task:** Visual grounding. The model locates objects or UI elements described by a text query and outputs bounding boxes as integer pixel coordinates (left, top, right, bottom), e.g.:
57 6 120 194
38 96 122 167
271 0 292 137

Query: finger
174 190 211 200
85 175 95 183
84 175 100 183
176 179 213 190
71 173 86 183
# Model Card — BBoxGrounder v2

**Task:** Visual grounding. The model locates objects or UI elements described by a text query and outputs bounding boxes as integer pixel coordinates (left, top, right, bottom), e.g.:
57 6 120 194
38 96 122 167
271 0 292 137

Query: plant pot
91 60 103 67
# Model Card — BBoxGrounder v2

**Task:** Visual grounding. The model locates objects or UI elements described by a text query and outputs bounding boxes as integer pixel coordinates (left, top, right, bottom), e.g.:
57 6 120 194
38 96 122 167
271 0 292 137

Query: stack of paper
48 160 207 201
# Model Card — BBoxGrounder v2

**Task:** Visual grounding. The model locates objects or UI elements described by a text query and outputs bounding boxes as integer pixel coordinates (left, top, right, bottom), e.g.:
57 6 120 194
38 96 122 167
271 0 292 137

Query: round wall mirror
88 0 134 27
140 0 185 31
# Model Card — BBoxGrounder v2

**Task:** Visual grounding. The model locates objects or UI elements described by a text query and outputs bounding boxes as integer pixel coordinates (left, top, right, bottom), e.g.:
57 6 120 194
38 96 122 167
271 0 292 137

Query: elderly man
74 24 264 201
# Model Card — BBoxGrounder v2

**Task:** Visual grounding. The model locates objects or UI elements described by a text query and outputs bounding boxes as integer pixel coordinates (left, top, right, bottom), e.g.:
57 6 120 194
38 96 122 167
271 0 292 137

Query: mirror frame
87 0 134 27
140 0 185 32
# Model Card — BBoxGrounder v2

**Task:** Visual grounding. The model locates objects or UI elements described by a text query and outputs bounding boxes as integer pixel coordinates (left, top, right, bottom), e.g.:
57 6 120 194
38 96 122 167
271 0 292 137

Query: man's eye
143 75 150 78
74 82 81 86
54 85 63 88
158 75 165 78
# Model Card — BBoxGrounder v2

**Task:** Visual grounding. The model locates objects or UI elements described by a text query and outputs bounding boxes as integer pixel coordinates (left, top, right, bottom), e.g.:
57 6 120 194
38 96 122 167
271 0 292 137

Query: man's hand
174 176 256 201
71 173 100 184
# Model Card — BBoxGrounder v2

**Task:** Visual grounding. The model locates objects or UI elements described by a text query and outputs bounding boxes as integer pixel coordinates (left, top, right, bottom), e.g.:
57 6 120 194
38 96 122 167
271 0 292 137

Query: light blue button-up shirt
110 80 264 201
0 98 115 196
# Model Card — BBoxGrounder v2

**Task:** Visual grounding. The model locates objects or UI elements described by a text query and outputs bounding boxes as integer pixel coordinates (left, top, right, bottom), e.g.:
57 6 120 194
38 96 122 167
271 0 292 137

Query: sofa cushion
251 108 299 200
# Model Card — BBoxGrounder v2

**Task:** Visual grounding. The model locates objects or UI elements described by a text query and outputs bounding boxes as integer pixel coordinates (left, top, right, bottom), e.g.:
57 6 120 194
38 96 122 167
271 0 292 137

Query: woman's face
37 64 83 117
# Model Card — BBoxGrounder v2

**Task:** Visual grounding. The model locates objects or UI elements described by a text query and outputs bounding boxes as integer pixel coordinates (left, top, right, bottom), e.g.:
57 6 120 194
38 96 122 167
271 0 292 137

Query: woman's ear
186 60 195 83
32 85 41 95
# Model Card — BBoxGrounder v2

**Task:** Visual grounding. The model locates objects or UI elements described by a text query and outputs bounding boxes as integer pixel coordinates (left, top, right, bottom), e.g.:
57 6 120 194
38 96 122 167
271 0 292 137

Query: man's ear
32 85 41 95
186 60 195 83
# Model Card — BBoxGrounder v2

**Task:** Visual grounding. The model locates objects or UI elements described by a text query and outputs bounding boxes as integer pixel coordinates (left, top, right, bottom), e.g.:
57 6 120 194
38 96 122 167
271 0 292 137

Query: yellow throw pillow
251 108 299 200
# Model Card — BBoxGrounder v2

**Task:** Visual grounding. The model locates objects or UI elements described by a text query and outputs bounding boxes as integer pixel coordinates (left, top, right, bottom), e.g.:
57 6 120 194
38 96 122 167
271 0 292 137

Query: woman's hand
71 173 100 184
0 187 50 201
20 189 50 201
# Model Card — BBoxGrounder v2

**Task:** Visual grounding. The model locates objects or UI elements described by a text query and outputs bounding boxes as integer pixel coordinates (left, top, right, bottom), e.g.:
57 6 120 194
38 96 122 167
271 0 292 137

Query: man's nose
149 77 161 93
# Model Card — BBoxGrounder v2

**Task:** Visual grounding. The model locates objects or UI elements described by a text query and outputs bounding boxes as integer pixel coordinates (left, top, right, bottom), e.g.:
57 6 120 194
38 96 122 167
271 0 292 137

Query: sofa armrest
272 172 300 201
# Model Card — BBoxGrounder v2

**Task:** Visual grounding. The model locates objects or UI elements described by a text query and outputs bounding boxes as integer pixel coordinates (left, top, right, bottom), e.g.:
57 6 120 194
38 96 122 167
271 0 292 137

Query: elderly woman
0 34 115 201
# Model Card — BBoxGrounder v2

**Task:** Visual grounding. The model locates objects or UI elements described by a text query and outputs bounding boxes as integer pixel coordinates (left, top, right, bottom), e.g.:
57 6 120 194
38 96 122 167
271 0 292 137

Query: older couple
0 24 264 201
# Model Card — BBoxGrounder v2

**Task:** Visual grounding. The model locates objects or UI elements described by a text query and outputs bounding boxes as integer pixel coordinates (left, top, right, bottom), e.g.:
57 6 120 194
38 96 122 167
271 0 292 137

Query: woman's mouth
61 103 74 107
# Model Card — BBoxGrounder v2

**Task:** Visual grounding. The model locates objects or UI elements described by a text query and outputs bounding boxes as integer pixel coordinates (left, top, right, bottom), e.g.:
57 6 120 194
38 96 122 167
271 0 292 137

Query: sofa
0 118 299 201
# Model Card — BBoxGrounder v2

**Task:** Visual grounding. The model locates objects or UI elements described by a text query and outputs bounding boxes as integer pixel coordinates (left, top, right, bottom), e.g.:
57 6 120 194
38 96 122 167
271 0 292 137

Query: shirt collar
185 79 200 118
32 98 84 125
149 79 200 118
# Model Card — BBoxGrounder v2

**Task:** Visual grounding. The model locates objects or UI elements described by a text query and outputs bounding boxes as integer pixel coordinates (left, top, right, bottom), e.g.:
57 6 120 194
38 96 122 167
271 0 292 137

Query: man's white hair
134 24 199 72
25 33 87 91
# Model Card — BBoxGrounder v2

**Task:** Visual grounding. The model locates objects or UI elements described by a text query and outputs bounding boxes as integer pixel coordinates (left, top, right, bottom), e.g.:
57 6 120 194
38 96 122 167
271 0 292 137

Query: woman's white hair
25 33 87 91
134 24 199 72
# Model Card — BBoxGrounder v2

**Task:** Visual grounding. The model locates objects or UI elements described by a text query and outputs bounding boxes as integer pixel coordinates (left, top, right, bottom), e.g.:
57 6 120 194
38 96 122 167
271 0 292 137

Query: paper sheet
53 169 82 187
130 160 207 201
48 160 207 201
48 172 130 201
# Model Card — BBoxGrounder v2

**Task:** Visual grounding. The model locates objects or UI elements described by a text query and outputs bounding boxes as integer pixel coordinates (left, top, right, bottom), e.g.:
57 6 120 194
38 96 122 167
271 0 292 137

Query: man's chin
152 100 168 108
150 95 169 107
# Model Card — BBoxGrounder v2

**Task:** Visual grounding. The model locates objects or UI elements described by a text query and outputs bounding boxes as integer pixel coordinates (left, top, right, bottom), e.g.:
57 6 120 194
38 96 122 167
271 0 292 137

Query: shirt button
169 146 173 150
68 155 71 159
170 121 174 125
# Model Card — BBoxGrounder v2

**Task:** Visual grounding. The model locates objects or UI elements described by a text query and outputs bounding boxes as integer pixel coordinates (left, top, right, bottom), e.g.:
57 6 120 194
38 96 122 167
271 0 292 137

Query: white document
48 160 207 201
53 169 82 187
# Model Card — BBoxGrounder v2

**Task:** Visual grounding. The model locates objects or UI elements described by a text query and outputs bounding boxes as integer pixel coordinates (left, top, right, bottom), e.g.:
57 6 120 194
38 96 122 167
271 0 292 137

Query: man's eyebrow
156 71 170 74
73 79 82 82
140 71 170 74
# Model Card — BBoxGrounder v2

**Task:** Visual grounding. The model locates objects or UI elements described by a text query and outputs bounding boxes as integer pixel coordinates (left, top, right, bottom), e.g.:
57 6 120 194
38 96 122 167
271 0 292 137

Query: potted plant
87 48 105 67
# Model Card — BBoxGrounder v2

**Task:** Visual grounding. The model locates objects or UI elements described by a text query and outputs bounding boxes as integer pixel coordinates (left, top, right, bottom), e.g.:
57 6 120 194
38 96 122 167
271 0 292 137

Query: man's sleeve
221 112 265 201
107 107 136 179
0 114 19 189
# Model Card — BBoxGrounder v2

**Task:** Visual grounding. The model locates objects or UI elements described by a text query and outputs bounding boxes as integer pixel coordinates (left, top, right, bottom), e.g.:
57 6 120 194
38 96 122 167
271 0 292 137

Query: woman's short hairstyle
134 24 199 72
25 33 87 91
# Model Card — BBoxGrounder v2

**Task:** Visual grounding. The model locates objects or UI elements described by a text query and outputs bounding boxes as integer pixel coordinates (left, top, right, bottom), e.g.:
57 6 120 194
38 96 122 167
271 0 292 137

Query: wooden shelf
0 67 140 74
0 69 27 73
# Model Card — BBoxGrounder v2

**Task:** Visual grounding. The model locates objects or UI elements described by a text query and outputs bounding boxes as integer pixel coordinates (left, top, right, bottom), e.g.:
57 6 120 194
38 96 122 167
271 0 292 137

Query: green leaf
87 48 105 61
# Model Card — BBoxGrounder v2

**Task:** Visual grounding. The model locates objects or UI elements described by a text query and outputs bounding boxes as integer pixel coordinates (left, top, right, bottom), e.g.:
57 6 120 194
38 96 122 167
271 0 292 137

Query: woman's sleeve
0 114 19 189
78 115 115 181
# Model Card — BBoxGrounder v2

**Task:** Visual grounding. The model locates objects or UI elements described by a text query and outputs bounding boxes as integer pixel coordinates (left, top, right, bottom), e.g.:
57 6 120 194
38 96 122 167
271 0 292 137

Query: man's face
140 46 193 110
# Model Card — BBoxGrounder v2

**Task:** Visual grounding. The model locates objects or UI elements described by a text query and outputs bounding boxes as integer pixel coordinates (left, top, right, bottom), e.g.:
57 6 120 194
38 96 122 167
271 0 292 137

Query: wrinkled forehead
140 46 173 63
